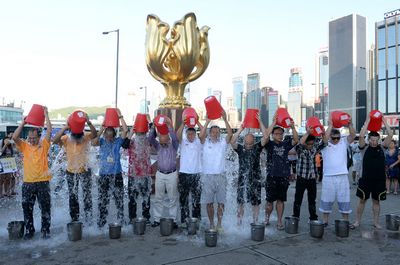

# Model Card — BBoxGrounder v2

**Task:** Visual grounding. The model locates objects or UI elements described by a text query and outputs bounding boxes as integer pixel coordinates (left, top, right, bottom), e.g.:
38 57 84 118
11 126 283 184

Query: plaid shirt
295 141 326 180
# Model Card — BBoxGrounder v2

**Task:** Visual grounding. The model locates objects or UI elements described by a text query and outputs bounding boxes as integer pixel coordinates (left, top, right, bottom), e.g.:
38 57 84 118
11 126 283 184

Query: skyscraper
207 87 213 97
329 14 367 131
213 90 222 103
267 88 279 126
247 73 260 93
314 47 329 125
288 68 303 126
232 77 244 120
375 10 400 130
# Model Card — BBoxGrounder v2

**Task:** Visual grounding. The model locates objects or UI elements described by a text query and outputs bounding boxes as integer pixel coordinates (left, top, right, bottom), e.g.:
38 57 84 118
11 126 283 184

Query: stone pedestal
156 108 184 130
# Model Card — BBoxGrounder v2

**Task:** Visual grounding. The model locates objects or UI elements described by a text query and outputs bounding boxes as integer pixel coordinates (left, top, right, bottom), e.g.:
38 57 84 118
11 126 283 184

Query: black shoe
145 219 151 226
24 232 35 240
41 231 50 239
151 221 160 227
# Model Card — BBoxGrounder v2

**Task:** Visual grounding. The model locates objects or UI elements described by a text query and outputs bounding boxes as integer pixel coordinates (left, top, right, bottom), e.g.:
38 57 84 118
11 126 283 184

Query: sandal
276 224 284 230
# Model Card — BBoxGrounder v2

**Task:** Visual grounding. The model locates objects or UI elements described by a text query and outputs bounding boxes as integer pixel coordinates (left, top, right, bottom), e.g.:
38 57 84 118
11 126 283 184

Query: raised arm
382 117 393 148
290 120 299 146
12 119 25 145
117 108 128 139
148 127 159 150
199 117 211 144
177 114 185 143
92 126 104 146
257 113 268 146
358 115 369 149
323 114 333 145
264 112 277 145
231 124 244 149
222 110 233 144
347 116 356 144
300 127 311 146
86 113 97 139
44 106 52 142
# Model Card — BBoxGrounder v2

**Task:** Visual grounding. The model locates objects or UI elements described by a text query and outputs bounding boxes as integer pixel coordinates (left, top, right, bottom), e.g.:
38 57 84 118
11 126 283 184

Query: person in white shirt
319 114 356 226
199 110 233 232
177 114 204 225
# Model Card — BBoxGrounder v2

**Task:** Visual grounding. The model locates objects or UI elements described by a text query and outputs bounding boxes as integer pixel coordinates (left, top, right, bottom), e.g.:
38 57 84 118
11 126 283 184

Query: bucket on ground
284 216 299 234
186 218 198 235
160 218 174 236
331 111 350 128
25 104 45 127
250 223 265 241
7 221 25 240
154 115 170 135
104 108 120 128
183 108 198 128
67 221 83 241
276 108 293 128
68 110 86 134
134 113 149 133
204 96 223 120
386 214 399 231
134 217 146 235
334 219 349 237
368 110 383 132
109 223 122 239
306 117 324 136
243 109 260 129
309 220 324 238
205 229 218 247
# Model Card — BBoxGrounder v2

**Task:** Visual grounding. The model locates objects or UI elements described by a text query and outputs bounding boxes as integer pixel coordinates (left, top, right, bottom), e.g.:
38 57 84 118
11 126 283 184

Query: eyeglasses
331 137 340 141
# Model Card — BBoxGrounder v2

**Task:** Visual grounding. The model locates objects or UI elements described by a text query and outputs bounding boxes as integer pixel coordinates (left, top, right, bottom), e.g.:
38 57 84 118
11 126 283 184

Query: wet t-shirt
360 144 386 181
265 139 294 178
234 142 263 181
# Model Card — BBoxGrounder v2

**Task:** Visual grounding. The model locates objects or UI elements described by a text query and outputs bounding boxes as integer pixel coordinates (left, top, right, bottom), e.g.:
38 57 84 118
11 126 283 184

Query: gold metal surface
145 13 210 108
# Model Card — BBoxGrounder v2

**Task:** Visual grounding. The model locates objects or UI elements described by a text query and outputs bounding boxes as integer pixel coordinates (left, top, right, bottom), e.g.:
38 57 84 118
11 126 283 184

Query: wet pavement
0 178 400 265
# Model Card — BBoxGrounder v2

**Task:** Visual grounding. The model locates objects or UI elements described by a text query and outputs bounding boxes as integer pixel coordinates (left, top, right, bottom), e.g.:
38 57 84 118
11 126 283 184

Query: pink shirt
128 137 152 177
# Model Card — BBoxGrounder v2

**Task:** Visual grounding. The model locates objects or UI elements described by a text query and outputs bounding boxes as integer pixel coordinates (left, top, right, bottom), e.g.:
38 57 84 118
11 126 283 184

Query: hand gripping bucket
25 104 45 127
183 108 198 128
204 96 223 120
306 117 324 136
68 110 86 134
276 108 293 128
331 111 350 128
104 108 120 128
134 113 149 133
243 109 260 129
368 110 383 132
154 115 170 135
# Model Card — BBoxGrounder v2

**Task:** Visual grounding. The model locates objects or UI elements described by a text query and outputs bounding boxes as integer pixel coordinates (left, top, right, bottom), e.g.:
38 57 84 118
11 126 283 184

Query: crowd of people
1 106 399 240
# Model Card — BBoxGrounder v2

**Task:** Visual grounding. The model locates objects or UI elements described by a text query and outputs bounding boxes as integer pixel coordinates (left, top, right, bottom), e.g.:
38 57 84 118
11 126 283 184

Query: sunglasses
331 137 340 141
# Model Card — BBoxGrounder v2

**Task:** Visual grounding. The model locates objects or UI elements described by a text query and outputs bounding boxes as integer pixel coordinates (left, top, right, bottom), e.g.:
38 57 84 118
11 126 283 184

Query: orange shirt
61 133 92 174
16 138 51 183
315 153 321 168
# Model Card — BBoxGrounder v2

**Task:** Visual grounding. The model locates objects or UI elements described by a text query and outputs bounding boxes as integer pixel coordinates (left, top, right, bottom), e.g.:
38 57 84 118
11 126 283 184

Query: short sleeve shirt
99 137 123 175
202 137 228 175
61 133 92 174
265 139 294 178
179 138 202 174
128 137 152 177
321 137 349 176
234 141 263 180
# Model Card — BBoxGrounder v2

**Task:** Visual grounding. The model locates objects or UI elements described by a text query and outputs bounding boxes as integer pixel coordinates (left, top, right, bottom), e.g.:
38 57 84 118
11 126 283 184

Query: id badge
107 156 114 163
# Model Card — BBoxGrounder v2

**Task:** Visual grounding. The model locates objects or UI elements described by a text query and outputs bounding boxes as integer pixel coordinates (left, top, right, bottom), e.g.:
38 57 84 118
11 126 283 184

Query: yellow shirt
16 138 51 183
61 133 92 174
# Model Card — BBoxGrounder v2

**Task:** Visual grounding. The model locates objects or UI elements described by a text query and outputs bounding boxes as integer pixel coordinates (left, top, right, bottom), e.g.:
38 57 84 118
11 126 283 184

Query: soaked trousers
178 173 201 222
293 177 318 220
128 176 151 221
97 173 124 227
66 170 93 222
22 181 51 234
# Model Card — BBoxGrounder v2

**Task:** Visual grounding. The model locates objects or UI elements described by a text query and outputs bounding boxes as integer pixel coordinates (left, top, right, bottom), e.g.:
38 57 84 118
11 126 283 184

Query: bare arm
290 120 299 146
177 114 185 143
53 124 69 145
12 119 25 145
117 108 128 139
347 116 356 144
86 113 97 139
230 124 244 149
300 127 311 146
323 114 332 145
222 110 233 144
199 118 211 144
358 115 369 149
382 117 393 148
92 126 104 146
43 106 52 141
264 112 277 145
257 113 268 146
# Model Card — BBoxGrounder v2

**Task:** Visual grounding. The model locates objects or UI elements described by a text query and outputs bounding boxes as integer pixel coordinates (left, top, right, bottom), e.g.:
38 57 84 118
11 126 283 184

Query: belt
158 169 176 174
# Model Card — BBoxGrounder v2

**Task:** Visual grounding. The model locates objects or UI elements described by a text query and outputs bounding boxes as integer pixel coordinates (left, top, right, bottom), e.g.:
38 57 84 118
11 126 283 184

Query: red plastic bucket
104 108 120 128
331 111 350 128
204 96 223 120
243 109 260 129
306 117 324 136
183 108 198 128
276 108 293 128
68 110 86 134
134 113 149 133
25 104 45 127
368 110 383 132
154 114 170 135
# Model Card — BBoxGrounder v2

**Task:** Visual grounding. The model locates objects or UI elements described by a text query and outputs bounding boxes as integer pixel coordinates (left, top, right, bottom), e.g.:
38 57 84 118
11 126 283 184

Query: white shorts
201 174 227 204
319 174 352 214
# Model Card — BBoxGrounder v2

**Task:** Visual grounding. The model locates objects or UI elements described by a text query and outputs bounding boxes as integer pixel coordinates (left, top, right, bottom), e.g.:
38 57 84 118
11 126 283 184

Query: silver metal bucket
386 214 400 231
7 221 25 240
160 218 174 236
205 229 218 247
187 218 198 235
134 218 146 235
109 223 122 239
251 223 265 241
309 220 324 238
335 219 349 237
284 217 299 234
67 222 83 241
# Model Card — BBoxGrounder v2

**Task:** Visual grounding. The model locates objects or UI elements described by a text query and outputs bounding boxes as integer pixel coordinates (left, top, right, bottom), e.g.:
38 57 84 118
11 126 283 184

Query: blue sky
0 0 398 119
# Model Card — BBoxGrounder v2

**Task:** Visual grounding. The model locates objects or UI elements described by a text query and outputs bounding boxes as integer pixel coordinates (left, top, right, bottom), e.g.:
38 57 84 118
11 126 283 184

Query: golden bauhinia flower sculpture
145 13 210 109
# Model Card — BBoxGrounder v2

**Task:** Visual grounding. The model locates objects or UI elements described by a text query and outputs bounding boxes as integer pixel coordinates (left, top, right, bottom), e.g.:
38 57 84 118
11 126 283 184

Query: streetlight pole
140 86 148 114
102 29 119 108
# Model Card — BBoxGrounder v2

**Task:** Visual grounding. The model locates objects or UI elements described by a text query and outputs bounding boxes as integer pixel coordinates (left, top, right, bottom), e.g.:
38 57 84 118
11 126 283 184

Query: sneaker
151 221 160 227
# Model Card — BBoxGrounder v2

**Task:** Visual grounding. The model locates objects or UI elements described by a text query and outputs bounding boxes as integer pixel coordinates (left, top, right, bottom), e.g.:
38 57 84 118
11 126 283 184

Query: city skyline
0 1 398 120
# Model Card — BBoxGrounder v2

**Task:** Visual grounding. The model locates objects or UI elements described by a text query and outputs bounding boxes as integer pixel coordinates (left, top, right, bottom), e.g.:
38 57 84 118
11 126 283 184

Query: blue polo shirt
99 137 123 175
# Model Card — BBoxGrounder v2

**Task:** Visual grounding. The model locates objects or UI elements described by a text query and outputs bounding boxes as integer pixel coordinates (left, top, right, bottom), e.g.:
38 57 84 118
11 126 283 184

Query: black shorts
237 175 261 206
265 176 289 203
356 177 386 201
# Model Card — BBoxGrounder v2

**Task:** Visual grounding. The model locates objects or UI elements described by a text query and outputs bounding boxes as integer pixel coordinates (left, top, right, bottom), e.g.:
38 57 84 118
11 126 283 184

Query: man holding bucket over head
200 109 233 232
319 113 356 226
53 110 97 224
263 110 299 230
13 106 52 239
